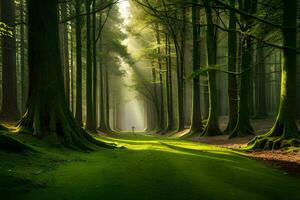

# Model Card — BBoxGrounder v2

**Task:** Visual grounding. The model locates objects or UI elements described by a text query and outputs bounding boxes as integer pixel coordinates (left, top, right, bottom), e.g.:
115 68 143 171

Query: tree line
0 0 299 150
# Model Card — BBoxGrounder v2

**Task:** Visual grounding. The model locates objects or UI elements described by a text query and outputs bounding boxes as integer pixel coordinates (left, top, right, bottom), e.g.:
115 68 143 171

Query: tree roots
248 119 300 150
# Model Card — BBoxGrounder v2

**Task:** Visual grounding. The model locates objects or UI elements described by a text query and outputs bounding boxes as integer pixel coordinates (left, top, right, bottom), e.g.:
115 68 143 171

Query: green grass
1 133 300 200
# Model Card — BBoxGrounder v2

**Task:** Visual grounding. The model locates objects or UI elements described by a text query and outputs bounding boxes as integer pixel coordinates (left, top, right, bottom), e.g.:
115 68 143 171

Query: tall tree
0 0 20 121
75 0 83 125
85 0 97 131
98 9 108 131
249 0 300 149
189 0 203 136
20 0 27 114
155 24 165 132
229 0 256 138
202 0 221 136
165 33 174 131
61 2 70 108
92 0 98 129
224 0 238 134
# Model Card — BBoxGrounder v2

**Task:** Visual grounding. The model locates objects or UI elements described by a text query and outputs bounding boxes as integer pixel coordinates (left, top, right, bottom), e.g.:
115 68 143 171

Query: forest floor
182 117 300 176
1 130 300 200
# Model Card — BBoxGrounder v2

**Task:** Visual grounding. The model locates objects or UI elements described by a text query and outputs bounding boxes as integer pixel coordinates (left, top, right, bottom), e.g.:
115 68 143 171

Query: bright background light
117 0 146 132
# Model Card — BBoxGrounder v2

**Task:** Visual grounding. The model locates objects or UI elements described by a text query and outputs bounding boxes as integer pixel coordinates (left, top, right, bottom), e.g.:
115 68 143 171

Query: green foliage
0 22 12 37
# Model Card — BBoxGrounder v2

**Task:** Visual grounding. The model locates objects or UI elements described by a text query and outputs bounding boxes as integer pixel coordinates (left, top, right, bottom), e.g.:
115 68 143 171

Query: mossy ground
1 133 300 200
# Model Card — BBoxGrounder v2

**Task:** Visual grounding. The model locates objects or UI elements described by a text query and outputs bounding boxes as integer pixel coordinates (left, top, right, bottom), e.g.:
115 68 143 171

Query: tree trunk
229 0 256 138
155 24 165 132
249 0 300 149
189 0 203 136
92 0 98 129
19 0 114 150
202 0 221 136
98 11 108 132
61 2 70 108
85 0 97 132
165 33 174 132
20 0 27 114
0 0 20 122
152 67 160 131
224 0 238 134
75 0 83 125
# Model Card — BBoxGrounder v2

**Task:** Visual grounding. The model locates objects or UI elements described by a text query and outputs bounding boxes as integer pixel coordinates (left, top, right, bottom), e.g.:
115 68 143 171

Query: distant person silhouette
132 126 135 134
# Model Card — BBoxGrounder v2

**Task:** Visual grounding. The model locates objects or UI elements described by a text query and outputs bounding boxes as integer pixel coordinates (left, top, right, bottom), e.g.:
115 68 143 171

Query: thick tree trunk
0 0 20 122
19 0 114 150
75 0 83 125
202 0 221 136
248 0 300 149
224 0 238 134
189 0 203 136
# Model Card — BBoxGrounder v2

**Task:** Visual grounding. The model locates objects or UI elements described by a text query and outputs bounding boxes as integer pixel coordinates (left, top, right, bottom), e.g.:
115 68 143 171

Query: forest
0 0 300 199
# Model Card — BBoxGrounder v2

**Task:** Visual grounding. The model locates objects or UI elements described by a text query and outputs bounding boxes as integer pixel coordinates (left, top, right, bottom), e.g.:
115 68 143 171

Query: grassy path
1 134 300 200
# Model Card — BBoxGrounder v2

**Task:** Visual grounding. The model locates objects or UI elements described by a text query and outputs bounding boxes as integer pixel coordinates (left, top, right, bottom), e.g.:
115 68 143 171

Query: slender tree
61 2 70 107
165 33 174 131
202 0 221 136
85 0 97 131
20 0 27 114
75 0 83 125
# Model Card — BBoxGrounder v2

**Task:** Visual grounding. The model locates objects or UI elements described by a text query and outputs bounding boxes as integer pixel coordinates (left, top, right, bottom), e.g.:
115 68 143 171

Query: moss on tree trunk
19 0 114 150
248 0 300 149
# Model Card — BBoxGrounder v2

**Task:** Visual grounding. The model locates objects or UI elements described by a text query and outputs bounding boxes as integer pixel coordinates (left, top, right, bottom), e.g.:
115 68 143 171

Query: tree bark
224 0 238 134
75 0 83 125
202 0 221 136
61 2 70 108
85 0 97 132
155 24 165 132
20 0 27 114
189 0 203 136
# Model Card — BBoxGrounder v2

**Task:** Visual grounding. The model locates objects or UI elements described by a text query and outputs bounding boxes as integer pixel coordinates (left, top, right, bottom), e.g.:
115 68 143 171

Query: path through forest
1 134 300 200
